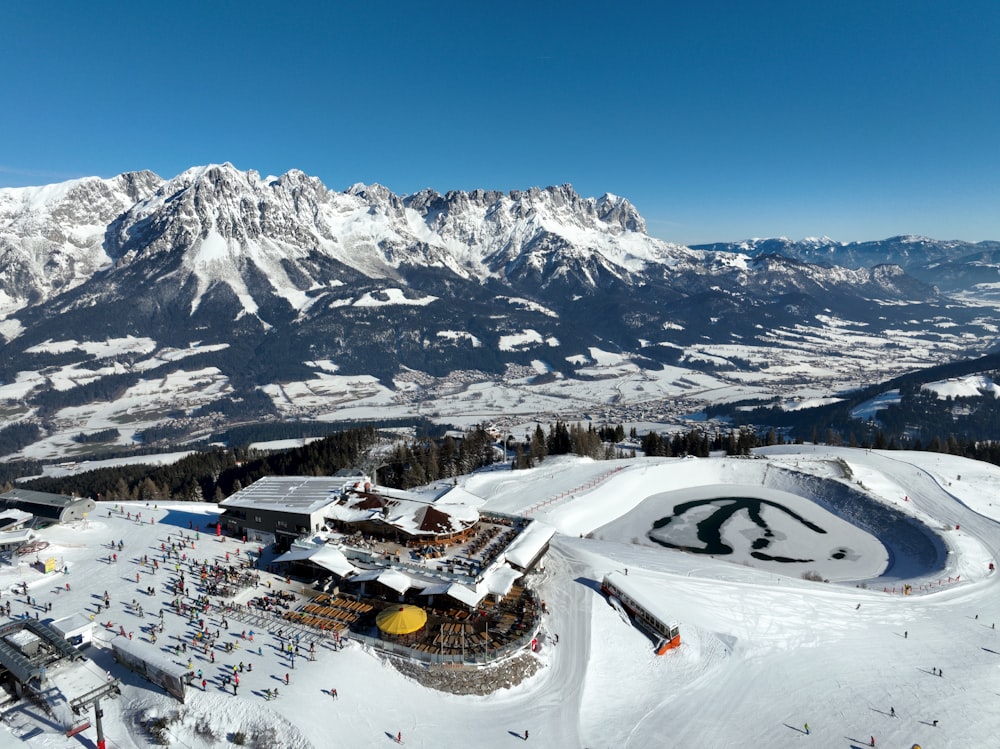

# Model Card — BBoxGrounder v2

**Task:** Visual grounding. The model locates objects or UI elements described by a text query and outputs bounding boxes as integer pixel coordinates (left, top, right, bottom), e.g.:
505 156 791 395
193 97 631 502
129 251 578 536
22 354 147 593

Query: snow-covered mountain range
693 234 1000 294
2 165 673 317
0 163 946 323
0 163 997 459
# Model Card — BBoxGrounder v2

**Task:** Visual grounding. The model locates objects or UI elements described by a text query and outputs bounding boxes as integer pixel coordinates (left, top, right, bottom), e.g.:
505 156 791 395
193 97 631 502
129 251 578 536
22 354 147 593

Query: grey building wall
220 506 326 547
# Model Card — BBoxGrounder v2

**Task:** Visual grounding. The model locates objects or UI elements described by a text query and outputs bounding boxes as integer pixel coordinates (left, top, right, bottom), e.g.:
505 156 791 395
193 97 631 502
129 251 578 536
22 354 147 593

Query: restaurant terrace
255 478 554 663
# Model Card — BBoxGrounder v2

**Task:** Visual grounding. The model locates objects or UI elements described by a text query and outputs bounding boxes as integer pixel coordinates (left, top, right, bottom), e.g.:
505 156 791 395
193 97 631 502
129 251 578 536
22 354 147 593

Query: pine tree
440 435 458 475
139 478 161 502
530 425 548 463
641 431 664 457
547 421 572 455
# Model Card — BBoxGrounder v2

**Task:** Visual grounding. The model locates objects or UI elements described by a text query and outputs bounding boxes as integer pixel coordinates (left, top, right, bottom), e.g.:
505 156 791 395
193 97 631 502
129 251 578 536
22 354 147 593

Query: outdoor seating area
464 522 520 568
485 585 536 639
282 594 374 632
406 583 539 658
431 607 471 621
429 622 487 653
274 576 540 662
203 568 261 598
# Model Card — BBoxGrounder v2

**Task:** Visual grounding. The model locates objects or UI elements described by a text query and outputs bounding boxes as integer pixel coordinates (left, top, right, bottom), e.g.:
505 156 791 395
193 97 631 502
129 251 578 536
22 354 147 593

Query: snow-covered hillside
1 163 998 461
5 446 1000 748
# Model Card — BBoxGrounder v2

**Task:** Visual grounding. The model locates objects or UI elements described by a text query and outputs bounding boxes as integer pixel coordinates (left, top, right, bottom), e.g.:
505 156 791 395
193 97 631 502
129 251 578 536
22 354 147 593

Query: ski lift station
602 571 681 655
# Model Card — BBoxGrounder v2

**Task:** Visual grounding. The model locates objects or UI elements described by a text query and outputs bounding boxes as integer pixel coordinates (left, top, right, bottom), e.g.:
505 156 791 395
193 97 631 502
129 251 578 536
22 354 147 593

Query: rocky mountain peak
0 164 997 464
344 182 405 214
0 171 164 316
595 192 645 234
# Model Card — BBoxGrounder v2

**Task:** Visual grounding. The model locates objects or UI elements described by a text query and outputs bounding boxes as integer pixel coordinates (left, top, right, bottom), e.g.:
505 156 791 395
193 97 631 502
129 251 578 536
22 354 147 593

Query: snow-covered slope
5 447 1000 748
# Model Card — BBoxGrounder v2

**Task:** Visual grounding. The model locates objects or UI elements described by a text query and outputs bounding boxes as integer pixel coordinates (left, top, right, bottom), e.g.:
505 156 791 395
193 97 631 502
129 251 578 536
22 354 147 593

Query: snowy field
5 314 994 463
3 446 1000 748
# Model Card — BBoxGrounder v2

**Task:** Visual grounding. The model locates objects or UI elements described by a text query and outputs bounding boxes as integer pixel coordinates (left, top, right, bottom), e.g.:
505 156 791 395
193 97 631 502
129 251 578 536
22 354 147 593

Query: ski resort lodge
218 473 555 662
217 472 367 548
220 474 554 609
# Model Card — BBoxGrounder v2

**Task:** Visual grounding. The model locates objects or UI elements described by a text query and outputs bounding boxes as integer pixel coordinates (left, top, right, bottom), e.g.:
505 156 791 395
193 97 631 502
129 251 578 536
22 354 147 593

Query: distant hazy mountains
692 236 1000 294
0 163 997 456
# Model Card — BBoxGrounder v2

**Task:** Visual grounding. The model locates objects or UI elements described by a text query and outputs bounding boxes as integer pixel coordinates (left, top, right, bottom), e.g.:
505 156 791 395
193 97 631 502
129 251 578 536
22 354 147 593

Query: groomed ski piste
3 445 999 748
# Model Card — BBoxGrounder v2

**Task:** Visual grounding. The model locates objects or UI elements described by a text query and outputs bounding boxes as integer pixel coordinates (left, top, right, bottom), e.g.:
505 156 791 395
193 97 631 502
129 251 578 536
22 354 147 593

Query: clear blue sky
2 1 998 245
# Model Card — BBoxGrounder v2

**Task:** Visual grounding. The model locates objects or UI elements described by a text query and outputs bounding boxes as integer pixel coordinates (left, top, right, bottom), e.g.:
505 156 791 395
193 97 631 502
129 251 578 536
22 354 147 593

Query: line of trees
375 427 498 489
23 427 383 502
17 417 1000 506
0 422 42 456
507 421 632 469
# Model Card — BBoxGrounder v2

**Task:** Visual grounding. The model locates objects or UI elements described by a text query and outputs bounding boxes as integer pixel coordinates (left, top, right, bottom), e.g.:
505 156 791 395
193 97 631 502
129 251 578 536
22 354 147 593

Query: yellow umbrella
376 604 427 635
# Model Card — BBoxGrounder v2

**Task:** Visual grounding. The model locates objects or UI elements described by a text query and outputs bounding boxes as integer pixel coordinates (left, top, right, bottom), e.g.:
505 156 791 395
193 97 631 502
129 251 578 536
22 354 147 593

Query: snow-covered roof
273 544 358 577
0 527 33 544
347 568 384 583
416 582 452 596
377 569 416 593
603 570 678 627
0 508 33 528
445 580 489 607
306 546 358 577
350 567 418 593
434 486 486 507
5 628 40 650
504 521 556 569
272 546 319 563
325 489 479 538
112 637 187 678
219 476 350 515
350 568 421 593
484 563 521 597
48 612 95 638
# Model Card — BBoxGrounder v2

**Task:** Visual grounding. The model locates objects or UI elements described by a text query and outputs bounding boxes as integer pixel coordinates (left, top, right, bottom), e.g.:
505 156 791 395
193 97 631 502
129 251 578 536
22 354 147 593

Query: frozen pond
594 482 946 583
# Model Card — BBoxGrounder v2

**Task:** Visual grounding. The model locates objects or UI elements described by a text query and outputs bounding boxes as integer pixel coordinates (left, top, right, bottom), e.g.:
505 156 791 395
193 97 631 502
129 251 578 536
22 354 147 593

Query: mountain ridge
692 235 1000 292
0 163 997 461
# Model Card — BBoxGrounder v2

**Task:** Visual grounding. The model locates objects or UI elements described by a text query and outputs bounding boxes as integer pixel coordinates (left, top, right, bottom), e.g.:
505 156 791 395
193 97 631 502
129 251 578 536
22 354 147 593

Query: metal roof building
0 489 95 524
218 476 357 548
